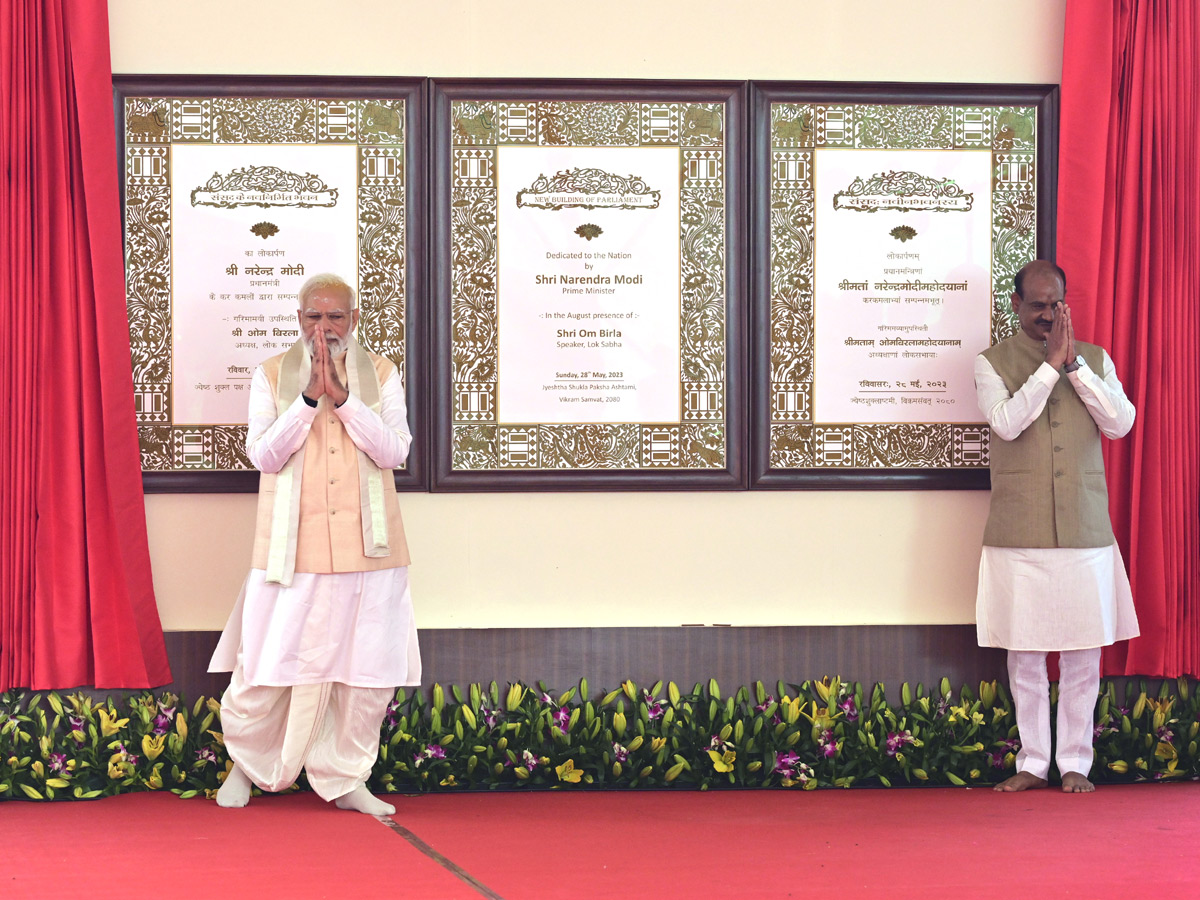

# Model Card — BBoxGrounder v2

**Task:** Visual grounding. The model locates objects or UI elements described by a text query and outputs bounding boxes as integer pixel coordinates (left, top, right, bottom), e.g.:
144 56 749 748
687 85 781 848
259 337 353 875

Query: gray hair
298 273 356 309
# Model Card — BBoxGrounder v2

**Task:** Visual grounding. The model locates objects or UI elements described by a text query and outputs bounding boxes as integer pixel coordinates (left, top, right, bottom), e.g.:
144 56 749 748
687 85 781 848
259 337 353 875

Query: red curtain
1058 0 1200 676
0 0 171 689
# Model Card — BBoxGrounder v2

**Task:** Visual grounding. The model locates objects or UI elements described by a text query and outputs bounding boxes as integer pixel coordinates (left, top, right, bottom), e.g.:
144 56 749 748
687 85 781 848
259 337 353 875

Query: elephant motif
362 102 402 139
683 107 723 142
127 107 168 140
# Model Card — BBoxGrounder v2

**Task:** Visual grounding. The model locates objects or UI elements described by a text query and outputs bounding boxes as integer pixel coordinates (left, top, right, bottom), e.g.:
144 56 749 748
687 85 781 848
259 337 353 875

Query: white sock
215 763 253 808
334 784 395 816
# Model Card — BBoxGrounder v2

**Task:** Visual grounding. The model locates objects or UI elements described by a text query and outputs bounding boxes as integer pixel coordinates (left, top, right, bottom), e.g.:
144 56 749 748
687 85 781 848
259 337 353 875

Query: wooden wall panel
156 626 1007 701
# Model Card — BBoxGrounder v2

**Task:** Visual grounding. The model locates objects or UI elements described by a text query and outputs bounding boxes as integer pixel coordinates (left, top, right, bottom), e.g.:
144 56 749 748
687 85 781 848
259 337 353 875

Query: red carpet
5 785 1199 898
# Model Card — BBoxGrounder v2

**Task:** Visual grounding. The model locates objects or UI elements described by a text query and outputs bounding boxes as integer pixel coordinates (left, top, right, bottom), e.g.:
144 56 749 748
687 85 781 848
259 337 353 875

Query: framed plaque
115 76 428 492
431 80 747 490
750 82 1058 488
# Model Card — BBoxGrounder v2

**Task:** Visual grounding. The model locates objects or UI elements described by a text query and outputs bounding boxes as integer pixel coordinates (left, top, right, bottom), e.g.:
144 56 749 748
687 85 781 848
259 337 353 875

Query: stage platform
8 784 1200 898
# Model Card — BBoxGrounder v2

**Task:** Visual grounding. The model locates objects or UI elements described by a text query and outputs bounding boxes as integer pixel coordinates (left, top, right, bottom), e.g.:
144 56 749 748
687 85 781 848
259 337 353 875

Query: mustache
303 333 349 358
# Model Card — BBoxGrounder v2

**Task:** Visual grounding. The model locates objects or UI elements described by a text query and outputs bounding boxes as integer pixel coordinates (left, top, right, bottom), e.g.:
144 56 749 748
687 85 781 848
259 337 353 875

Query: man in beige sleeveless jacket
975 260 1137 793
209 273 419 815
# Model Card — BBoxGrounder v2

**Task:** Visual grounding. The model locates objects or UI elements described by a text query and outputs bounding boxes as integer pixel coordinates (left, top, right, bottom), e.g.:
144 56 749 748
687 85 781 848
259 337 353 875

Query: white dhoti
209 566 421 797
976 544 1139 779
220 655 395 799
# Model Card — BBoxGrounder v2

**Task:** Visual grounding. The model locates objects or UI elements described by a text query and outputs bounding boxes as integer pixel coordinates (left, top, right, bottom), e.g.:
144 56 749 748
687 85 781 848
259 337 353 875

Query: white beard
304 333 349 359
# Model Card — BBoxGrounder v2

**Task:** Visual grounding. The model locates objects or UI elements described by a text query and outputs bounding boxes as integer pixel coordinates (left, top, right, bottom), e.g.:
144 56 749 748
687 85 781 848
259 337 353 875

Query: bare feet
993 770 1048 792
215 763 253 808
334 784 396 816
1060 771 1095 793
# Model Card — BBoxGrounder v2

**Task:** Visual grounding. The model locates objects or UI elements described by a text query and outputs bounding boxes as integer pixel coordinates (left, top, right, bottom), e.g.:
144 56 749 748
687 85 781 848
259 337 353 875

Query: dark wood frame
430 79 749 491
749 81 1060 490
113 75 430 493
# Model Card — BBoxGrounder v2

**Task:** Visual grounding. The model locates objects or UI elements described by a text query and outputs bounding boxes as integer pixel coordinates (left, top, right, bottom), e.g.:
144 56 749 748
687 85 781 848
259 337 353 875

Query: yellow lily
175 713 188 740
797 701 840 731
650 737 666 753
97 708 129 737
141 734 166 761
1155 741 1178 761
1146 698 1175 732
1108 759 1129 774
107 752 130 780
555 759 583 783
145 763 164 790
780 696 802 725
707 749 736 773
440 774 457 787
813 676 839 704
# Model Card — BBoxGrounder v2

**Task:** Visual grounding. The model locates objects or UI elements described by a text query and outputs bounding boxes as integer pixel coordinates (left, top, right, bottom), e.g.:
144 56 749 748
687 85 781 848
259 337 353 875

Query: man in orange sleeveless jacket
209 273 419 815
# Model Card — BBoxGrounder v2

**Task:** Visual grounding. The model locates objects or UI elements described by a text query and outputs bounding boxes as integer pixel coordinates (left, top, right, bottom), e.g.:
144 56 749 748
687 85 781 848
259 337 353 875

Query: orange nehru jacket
250 351 411 573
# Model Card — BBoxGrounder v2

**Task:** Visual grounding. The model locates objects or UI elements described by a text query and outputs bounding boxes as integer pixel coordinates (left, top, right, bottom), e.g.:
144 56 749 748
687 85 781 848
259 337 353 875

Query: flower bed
1 676 1195 800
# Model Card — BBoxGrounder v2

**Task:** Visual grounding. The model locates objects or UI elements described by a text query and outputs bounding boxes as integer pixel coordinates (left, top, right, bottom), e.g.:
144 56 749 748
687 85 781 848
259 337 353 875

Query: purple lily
885 731 915 757
480 704 500 729
819 729 838 758
152 713 171 735
48 752 68 773
773 749 800 775
195 747 218 765
612 743 629 763
553 706 571 733
646 700 665 721
837 696 859 722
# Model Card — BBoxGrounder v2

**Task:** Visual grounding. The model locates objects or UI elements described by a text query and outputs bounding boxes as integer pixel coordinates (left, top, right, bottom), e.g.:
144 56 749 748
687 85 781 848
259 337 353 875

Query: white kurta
209 363 421 688
974 350 1140 651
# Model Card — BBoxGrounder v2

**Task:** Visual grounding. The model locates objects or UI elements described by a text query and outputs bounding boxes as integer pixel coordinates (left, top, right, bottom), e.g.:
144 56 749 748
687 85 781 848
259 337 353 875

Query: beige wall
111 0 1066 631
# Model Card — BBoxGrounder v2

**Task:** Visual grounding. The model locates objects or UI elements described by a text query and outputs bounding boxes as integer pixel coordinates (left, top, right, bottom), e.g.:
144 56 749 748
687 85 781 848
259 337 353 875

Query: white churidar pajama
209 363 419 800
975 350 1138 778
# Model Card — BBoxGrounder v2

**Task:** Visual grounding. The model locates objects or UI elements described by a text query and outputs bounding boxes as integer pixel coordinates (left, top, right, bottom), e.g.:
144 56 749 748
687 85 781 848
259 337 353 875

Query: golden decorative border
448 101 728 471
767 102 1036 469
124 97 407 471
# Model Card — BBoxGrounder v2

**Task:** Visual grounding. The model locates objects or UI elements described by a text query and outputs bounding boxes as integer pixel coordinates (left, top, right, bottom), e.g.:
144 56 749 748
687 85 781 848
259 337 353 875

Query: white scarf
264 338 390 585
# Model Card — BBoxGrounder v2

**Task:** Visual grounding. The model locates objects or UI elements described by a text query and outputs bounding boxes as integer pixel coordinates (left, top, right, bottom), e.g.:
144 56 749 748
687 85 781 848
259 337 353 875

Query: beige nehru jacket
250 351 411 573
980 331 1113 549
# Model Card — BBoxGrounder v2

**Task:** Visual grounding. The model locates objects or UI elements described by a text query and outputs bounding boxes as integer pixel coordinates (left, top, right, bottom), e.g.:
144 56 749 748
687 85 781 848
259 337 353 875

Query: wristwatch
1063 355 1084 373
